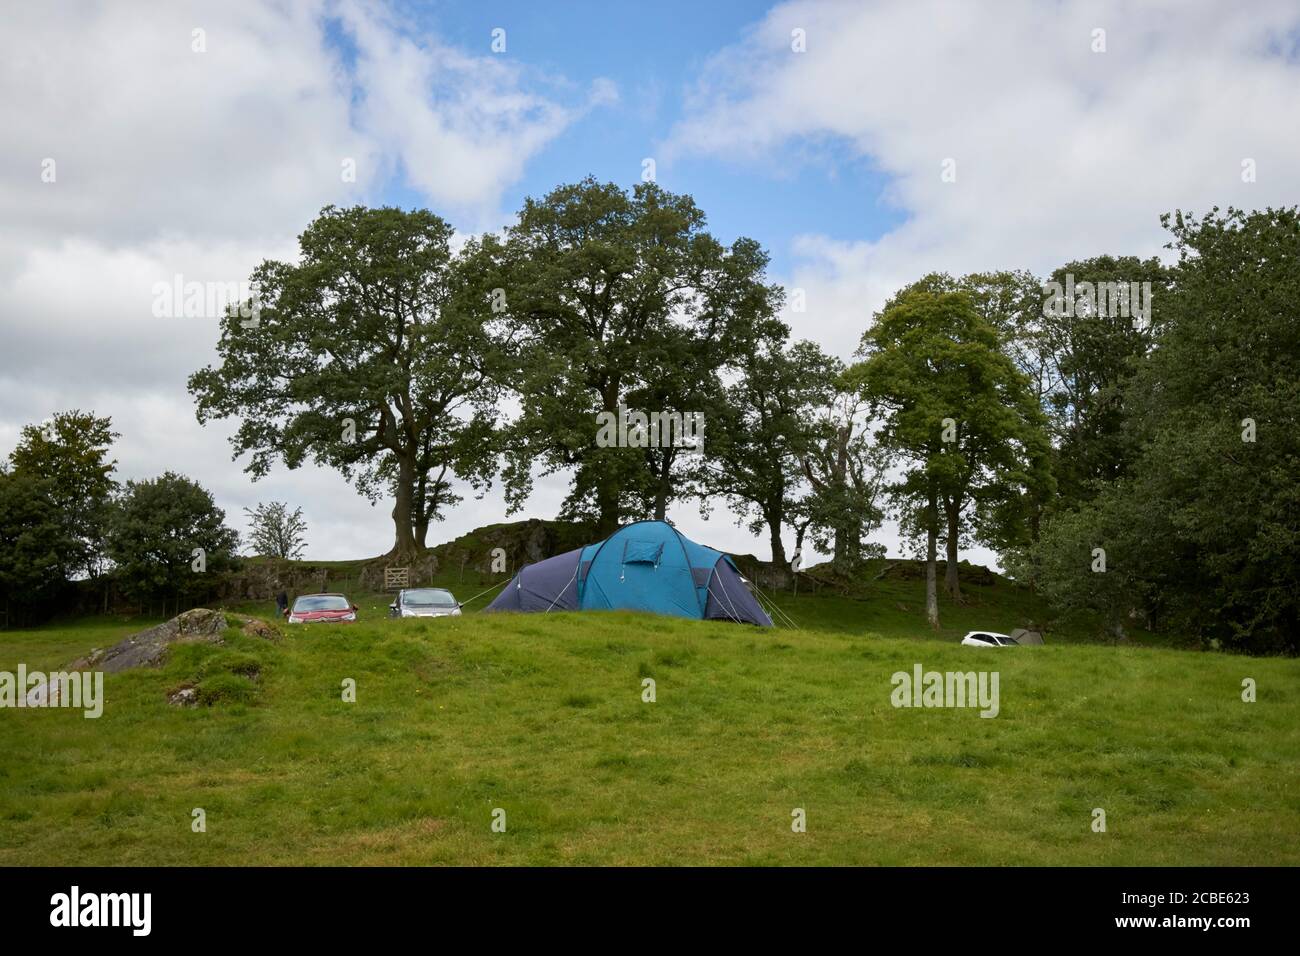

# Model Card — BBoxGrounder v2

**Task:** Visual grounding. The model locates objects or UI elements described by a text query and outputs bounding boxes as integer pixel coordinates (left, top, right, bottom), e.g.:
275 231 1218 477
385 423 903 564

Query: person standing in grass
275 589 289 618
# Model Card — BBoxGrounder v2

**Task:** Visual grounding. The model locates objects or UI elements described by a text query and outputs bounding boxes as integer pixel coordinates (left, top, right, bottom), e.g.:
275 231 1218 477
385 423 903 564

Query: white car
389 587 462 619
960 630 1020 647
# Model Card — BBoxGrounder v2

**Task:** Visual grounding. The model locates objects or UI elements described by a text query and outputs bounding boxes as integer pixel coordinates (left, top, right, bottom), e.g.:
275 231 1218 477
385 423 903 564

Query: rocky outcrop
70 608 280 673
215 561 339 603
22 609 278 708
355 519 598 591
867 559 1001 586
237 616 281 641
427 519 596 577
214 520 600 600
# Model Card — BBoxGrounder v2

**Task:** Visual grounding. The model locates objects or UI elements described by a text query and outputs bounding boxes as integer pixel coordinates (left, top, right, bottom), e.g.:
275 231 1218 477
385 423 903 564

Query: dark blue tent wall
703 556 770 625
485 548 582 612
485 521 772 626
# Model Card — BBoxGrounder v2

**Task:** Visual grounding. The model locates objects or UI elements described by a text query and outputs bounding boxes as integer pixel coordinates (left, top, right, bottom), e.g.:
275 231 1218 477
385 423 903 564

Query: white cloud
0 0 606 560
671 0 1300 358
665 0 1300 567
0 1 373 255
336 0 615 227
9 1 1296 571
0 1 606 250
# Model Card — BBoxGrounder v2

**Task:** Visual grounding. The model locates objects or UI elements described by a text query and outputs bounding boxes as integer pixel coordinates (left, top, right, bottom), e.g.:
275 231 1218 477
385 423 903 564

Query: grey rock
68 608 280 673
167 686 199 707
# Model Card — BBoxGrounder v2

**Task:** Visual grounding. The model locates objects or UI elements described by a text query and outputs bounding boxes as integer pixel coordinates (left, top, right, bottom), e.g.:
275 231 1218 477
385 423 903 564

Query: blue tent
485 520 773 626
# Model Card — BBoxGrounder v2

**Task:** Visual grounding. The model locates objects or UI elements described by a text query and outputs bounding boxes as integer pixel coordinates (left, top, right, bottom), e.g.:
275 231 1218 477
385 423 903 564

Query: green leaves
0 469 78 616
1027 207 1300 652
106 472 239 603
851 282 1050 618
798 373 887 568
8 409 118 578
703 334 846 566
486 177 783 531
1038 255 1169 504
188 205 508 555
853 285 1047 533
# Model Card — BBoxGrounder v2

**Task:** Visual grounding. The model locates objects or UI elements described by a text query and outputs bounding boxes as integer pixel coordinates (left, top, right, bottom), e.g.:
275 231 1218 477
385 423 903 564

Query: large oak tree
189 206 506 558
480 178 784 535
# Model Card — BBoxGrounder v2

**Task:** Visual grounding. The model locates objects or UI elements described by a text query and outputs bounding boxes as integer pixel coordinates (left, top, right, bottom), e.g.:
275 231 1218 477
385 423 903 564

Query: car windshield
402 589 457 607
293 595 350 612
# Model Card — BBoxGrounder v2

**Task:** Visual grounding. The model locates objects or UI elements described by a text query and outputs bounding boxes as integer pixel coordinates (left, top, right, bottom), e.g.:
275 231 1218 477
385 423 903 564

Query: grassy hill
2 566 1297 866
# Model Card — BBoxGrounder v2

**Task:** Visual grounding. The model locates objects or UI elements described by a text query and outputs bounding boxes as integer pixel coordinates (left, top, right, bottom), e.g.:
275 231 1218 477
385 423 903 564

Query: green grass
1 576 1297 865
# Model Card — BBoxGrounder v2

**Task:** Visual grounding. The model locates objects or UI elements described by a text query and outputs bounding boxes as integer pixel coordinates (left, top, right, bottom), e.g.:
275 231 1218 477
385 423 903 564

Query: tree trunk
412 468 429 549
596 475 620 538
925 490 940 630
767 511 787 568
652 450 672 521
832 526 846 566
596 385 622 536
944 497 962 604
829 425 853 566
390 455 419 559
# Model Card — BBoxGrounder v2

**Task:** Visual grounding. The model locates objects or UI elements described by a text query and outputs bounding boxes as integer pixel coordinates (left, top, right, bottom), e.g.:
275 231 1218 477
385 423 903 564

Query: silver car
389 587 462 619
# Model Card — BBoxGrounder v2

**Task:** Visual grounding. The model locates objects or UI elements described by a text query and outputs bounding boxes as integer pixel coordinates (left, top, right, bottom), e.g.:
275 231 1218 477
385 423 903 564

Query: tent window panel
622 540 664 565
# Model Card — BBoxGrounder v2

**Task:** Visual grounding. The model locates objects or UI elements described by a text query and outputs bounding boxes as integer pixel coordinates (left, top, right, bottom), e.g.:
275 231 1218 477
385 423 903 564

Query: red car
287 593 358 624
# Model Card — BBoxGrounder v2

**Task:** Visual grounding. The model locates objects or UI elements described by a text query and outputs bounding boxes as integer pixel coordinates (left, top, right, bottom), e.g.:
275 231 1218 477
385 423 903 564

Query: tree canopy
481 178 785 535
1023 207 1300 652
702 335 843 568
0 469 77 622
244 501 308 560
188 205 506 558
106 472 239 609
8 409 118 578
851 287 1049 625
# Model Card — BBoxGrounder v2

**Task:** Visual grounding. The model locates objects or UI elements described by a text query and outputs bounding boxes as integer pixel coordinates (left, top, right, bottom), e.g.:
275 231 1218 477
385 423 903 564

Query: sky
2 0 1299 568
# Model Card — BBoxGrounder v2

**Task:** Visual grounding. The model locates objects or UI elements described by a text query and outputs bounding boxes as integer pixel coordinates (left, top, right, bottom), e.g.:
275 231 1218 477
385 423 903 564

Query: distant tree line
188 181 893 570
0 411 310 623
4 180 1294 653
186 184 1299 652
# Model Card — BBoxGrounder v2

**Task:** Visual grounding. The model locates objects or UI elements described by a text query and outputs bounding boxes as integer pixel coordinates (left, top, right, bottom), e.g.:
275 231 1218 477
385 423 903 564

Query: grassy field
1 574 1297 865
